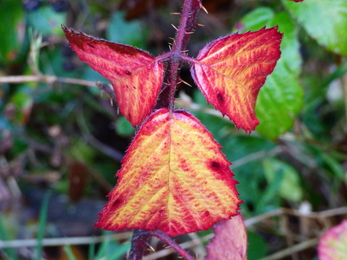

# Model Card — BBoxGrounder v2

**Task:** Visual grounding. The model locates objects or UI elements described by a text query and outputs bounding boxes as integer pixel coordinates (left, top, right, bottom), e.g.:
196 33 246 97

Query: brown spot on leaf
110 198 123 210
211 161 220 168
217 93 224 102
87 43 95 48
125 70 132 75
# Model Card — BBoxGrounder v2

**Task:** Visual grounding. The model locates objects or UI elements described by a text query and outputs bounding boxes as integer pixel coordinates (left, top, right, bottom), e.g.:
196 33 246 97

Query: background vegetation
0 0 346 259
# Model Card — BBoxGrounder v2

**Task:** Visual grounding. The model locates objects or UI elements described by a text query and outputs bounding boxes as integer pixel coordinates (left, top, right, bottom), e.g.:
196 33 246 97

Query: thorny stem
151 230 196 260
155 0 202 110
129 230 196 260
128 230 151 260
130 1 202 259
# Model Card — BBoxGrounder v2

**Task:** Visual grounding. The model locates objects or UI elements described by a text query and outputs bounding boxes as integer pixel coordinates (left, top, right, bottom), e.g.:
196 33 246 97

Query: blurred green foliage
0 0 347 259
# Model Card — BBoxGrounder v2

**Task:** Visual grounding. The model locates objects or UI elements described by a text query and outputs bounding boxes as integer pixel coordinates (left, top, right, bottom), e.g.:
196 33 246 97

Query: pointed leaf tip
63 27 164 126
95 108 241 236
191 27 282 132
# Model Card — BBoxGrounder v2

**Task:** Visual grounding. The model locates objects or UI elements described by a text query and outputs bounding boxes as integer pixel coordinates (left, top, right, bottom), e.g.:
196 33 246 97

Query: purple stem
128 230 151 260
129 229 197 260
155 0 202 110
151 230 196 260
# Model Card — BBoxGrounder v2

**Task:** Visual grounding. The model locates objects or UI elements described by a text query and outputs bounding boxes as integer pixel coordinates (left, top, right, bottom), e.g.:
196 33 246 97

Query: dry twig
0 75 96 87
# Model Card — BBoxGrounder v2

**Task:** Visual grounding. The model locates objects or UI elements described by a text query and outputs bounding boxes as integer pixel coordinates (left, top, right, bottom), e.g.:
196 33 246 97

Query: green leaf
115 116 135 136
247 231 268 260
27 6 66 36
283 0 347 56
238 7 275 32
263 158 303 202
10 88 34 125
256 165 284 212
271 12 302 76
193 89 211 106
320 153 345 181
256 59 303 139
0 0 23 63
222 136 276 214
106 12 148 49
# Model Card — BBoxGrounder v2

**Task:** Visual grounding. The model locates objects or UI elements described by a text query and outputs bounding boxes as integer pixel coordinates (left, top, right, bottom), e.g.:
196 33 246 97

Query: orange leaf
63 27 164 126
95 108 241 236
191 27 282 132
205 214 247 260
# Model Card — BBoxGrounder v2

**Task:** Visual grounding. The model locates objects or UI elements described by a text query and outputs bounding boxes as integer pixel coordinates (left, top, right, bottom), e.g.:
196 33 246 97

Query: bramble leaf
284 0 347 56
205 214 247 260
63 27 163 126
191 27 282 133
95 108 241 236
318 220 347 260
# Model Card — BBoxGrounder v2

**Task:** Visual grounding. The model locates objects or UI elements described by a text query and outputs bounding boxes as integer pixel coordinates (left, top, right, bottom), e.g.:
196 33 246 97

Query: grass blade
0 216 19 260
64 245 77 260
107 242 130 260
35 191 52 260
88 238 95 260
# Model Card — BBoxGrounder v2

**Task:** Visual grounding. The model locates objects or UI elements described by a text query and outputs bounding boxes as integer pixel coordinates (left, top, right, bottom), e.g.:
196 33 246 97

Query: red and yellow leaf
191 27 282 132
63 27 163 126
95 108 241 236
205 214 247 260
